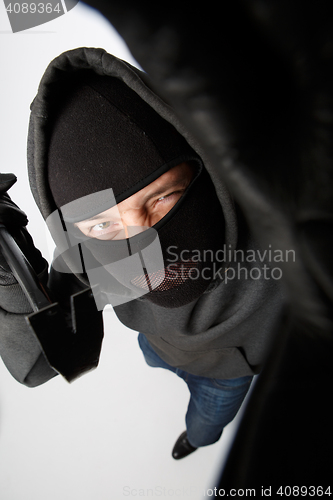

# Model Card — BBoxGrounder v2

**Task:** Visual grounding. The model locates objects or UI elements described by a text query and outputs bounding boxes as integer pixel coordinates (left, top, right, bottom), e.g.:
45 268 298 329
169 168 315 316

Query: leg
138 332 177 372
138 333 252 452
183 374 253 447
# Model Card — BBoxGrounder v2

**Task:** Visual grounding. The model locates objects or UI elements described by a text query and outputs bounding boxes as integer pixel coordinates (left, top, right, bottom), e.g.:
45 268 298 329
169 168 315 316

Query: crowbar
0 223 103 382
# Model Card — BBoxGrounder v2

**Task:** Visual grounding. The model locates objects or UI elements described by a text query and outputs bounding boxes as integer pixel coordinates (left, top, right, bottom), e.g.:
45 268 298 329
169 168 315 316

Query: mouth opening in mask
131 260 199 292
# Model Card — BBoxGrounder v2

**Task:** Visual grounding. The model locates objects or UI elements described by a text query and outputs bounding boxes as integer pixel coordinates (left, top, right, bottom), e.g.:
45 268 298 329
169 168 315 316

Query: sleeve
0 255 57 387
0 250 100 387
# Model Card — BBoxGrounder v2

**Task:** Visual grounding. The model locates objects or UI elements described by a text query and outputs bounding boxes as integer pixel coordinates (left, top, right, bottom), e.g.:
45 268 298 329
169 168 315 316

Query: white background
0 3 250 499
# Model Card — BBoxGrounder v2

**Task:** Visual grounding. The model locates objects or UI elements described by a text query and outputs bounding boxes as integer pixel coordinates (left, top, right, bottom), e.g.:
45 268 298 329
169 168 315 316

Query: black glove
0 172 46 282
0 173 28 227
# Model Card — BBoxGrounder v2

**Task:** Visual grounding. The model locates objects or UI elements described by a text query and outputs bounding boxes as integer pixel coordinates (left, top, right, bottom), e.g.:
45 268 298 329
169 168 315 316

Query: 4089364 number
277 486 331 497
6 3 62 14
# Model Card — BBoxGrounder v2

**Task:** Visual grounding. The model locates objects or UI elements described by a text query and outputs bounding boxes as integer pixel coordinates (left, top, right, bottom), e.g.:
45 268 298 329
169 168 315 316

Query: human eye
89 219 123 239
155 189 185 207
91 221 112 232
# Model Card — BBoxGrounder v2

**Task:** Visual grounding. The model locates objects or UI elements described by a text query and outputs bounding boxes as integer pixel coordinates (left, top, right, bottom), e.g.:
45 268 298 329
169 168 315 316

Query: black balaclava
47 72 226 308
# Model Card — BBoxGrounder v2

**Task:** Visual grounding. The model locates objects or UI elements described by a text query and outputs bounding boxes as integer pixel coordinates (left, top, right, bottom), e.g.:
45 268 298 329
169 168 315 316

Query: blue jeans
138 333 253 448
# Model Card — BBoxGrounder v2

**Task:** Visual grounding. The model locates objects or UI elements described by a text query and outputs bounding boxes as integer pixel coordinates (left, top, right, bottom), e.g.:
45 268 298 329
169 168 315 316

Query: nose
120 210 148 230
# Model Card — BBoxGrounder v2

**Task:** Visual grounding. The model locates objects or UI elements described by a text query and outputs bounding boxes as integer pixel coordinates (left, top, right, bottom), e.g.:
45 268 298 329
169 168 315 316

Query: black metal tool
0 224 103 382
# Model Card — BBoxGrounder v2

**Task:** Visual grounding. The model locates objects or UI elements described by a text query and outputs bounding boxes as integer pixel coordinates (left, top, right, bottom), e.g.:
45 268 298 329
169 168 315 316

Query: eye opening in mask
73 160 201 241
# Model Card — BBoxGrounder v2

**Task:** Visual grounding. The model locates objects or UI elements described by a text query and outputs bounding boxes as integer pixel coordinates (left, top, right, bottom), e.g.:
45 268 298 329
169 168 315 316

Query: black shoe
172 431 197 460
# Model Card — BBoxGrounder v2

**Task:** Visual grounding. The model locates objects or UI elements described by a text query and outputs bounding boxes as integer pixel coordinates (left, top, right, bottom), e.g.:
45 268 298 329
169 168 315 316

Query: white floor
0 307 247 500
0 4 250 499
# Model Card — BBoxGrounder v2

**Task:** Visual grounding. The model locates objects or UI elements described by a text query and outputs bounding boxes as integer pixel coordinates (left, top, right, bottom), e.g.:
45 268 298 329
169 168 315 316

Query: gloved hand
0 172 46 282
1 173 103 384
0 173 28 227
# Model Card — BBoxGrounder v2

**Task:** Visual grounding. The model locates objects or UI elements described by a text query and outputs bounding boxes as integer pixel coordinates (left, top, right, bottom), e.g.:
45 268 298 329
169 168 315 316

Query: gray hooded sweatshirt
0 47 285 387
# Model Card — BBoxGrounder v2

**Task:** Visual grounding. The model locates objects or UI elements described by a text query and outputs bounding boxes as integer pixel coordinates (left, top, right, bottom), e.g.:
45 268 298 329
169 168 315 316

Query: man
0 47 284 459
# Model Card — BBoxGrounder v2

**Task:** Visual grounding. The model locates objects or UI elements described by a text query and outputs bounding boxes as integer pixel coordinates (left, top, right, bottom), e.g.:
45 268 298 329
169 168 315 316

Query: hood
27 47 237 286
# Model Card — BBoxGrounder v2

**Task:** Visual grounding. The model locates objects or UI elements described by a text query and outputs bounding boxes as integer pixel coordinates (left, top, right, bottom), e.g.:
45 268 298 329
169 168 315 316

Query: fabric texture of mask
47 71 198 211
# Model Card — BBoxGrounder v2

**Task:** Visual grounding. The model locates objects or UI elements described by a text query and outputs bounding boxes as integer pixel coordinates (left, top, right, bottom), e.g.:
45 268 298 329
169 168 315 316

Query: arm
0 173 103 387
